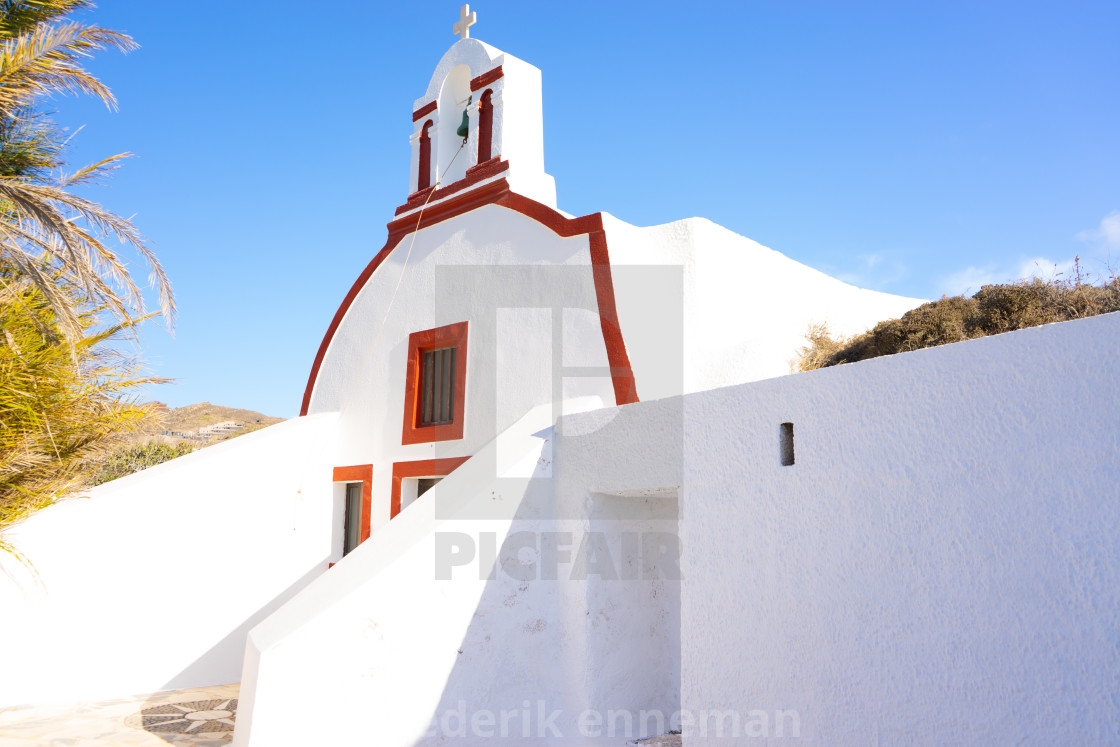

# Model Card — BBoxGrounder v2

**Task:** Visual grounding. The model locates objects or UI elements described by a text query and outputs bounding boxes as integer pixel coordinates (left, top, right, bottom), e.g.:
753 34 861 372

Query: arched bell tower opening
477 88 494 163
437 64 472 186
417 120 433 191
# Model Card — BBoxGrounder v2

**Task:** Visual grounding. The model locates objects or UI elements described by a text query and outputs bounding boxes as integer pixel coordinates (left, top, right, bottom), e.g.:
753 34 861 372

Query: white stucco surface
675 312 1120 744
603 213 924 400
0 414 339 707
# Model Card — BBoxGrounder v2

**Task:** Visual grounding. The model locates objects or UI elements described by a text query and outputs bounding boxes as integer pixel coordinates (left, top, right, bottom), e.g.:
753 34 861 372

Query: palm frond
0 1 94 39
0 21 135 115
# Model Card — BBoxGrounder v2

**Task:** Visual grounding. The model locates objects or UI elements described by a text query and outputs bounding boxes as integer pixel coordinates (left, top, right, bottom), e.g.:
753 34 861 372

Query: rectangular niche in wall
780 422 795 466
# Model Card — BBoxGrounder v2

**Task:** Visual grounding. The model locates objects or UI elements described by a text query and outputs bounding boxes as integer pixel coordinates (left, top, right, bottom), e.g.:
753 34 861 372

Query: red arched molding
300 177 639 415
417 120 433 191
477 89 493 163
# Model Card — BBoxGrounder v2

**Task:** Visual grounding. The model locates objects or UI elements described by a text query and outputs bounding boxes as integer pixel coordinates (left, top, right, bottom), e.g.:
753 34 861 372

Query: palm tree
0 0 174 341
0 262 163 552
0 2 174 554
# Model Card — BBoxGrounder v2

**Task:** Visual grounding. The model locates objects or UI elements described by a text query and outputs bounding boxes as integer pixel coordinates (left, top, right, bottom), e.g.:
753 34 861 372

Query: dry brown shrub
796 272 1120 371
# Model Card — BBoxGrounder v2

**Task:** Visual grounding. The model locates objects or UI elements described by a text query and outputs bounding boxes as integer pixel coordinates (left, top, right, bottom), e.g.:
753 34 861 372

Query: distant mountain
158 402 284 432
136 402 286 446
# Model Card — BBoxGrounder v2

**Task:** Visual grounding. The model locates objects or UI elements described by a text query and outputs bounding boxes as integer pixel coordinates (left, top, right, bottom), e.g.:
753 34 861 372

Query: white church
2 8 1118 745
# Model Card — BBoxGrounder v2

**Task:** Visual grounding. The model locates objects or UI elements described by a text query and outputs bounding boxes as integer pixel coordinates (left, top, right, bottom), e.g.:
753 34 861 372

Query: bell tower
403 6 557 214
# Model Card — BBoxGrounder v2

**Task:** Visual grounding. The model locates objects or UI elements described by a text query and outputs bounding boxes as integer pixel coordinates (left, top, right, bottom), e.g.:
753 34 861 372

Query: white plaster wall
495 56 556 207
235 399 684 746
676 312 1120 743
0 414 339 707
308 204 616 536
602 213 925 401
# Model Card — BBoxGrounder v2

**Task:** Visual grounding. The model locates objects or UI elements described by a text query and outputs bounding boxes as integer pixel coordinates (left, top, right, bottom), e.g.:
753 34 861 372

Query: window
391 457 470 519
417 477 443 497
420 346 456 425
332 465 371 558
343 482 363 555
402 321 468 445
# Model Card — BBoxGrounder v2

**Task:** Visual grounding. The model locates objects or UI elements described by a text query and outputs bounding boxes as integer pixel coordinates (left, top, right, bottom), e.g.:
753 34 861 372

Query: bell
456 109 469 139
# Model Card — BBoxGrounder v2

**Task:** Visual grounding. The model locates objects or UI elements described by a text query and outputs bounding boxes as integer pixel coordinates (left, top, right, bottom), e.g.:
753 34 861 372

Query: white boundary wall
679 311 1120 744
0 414 339 707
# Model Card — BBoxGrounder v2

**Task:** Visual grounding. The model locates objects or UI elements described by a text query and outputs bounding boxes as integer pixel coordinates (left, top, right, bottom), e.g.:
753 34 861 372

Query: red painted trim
395 158 508 216
477 89 493 163
391 457 470 519
470 66 503 92
405 185 436 206
587 231 638 405
465 156 502 179
401 321 469 445
412 100 437 122
417 120 433 191
300 179 639 414
390 176 511 236
332 464 373 545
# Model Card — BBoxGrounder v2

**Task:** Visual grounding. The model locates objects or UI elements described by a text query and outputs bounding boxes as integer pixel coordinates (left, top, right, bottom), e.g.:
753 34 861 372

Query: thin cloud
1017 257 1075 281
937 265 1000 297
937 257 1075 297
1075 210 1120 249
836 253 907 289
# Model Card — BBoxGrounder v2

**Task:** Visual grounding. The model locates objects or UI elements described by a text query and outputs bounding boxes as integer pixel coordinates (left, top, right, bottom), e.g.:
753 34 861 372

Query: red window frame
401 321 468 445
332 464 372 548
390 457 470 520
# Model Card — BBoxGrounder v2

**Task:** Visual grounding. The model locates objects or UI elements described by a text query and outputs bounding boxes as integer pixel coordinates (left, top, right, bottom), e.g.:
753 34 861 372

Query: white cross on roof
453 4 477 40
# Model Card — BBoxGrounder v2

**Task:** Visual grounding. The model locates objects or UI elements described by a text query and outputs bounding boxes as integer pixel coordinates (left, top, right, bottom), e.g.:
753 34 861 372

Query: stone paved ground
630 733 682 746
0 683 239 747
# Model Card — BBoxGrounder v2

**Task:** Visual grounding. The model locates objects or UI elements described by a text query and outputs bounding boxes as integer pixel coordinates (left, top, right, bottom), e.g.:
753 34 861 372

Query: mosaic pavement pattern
631 733 683 746
0 682 239 746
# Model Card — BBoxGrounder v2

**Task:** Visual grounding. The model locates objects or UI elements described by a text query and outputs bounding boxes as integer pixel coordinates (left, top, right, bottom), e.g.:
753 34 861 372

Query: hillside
136 402 285 446
158 402 284 434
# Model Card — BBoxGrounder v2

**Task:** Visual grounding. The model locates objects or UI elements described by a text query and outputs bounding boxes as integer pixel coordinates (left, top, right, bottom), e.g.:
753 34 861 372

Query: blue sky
51 1 1120 418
